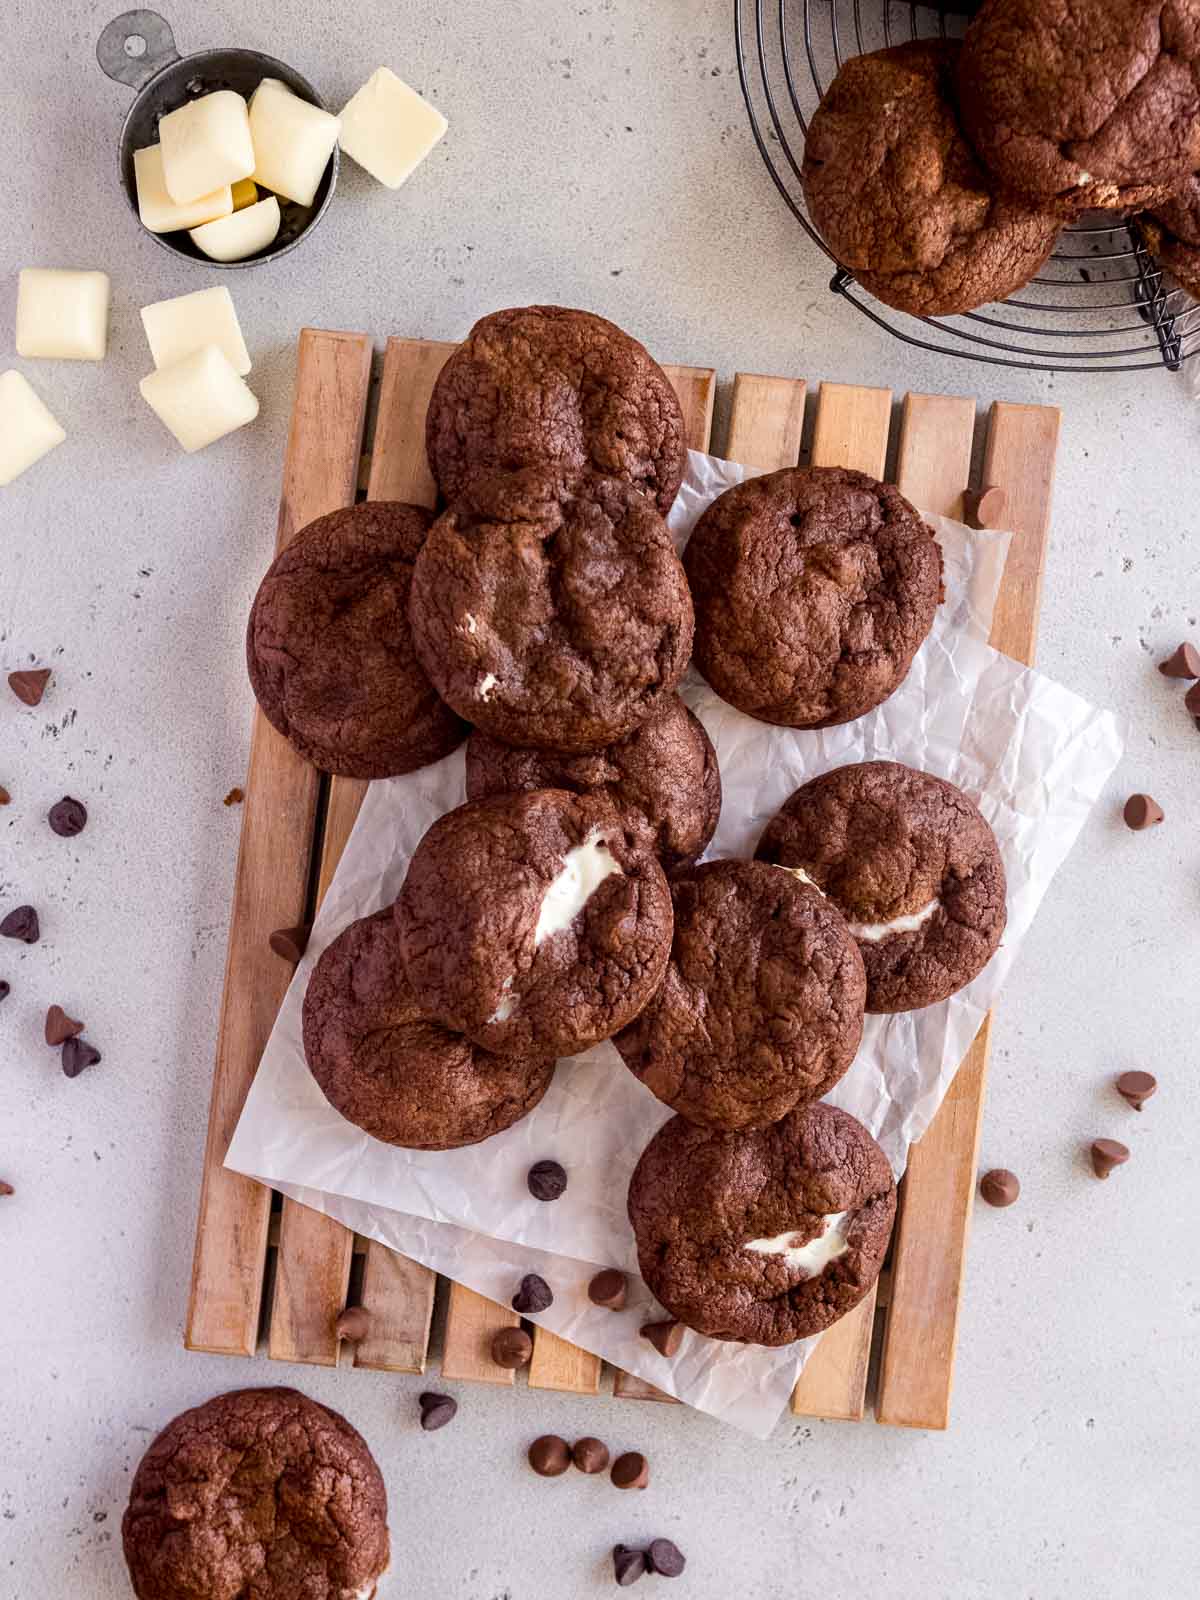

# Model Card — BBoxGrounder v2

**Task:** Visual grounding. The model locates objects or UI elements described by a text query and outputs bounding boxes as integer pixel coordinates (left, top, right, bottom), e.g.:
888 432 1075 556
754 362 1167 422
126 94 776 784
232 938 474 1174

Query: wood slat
612 1371 679 1403
186 329 373 1357
725 372 807 469
810 381 892 478
440 1281 521 1385
528 1329 602 1394
876 397 1060 1430
894 393 977 521
354 1246 438 1373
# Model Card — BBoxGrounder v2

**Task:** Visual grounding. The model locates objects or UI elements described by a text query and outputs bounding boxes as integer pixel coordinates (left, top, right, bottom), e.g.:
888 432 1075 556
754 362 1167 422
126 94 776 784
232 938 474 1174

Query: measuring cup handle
96 10 179 91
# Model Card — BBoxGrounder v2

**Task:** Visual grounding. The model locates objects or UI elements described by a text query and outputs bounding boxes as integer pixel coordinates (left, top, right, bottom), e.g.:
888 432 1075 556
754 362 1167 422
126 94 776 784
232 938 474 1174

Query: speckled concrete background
2 3 1197 1596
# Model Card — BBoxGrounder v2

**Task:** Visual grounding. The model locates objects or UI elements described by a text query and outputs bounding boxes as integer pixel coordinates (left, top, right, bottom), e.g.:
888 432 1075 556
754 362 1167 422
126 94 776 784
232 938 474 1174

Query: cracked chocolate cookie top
409 467 694 752
122 1386 389 1600
425 304 687 515
684 466 942 729
247 501 467 779
464 692 720 873
628 1103 897 1345
756 760 1007 1014
1140 172 1200 292
958 0 1200 211
303 908 556 1149
613 861 866 1131
802 40 1061 315
394 789 673 1058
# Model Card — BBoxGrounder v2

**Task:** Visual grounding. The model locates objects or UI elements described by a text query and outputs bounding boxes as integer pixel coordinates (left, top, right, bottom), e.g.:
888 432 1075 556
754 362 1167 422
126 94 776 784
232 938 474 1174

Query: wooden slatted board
186 330 1059 1430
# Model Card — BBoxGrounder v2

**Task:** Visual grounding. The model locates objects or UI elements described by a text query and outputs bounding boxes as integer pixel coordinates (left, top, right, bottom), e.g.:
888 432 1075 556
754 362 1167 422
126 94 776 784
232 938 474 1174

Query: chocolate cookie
247 501 467 778
614 861 865 1130
122 1387 388 1600
395 789 673 1057
684 466 942 729
958 0 1200 212
303 908 556 1149
628 1103 896 1345
756 760 1006 1013
464 693 720 873
1139 175 1200 295
410 468 694 752
426 304 686 515
803 41 1061 315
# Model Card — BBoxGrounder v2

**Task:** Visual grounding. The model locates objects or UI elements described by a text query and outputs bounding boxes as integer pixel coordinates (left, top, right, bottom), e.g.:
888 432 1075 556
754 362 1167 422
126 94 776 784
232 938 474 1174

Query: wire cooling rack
734 0 1200 372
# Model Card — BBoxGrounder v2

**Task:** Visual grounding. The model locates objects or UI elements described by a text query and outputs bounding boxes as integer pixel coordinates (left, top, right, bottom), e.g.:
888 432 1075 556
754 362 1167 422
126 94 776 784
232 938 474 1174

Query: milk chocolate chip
611 1451 650 1490
1122 794 1163 830
640 1319 683 1358
572 1436 610 1474
491 1326 534 1369
979 1168 1020 1207
45 1005 84 1046
8 668 51 706
1158 642 1200 678
1115 1070 1156 1111
588 1268 628 1310
334 1306 371 1342
1090 1138 1130 1179
528 1434 571 1477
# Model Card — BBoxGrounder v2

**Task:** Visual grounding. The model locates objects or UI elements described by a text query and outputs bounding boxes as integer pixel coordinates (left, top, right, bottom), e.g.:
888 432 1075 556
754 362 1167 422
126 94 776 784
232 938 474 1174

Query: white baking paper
226 448 1124 1436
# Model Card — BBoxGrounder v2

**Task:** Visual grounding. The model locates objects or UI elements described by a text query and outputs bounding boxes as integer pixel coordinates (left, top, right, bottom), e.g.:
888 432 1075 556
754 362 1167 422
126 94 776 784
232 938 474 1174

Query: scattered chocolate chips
640 1319 683 1358
611 1451 650 1491
45 1005 84 1046
418 1391 458 1431
269 924 311 962
0 785 10 805
334 1306 371 1342
528 1434 571 1477
491 1326 534 1369
1 906 39 944
1115 1070 1157 1111
61 1037 101 1078
8 668 51 707
572 1436 610 1474
0 980 10 1002
512 1273 553 1314
48 796 87 837
613 1547 648 1587
0 1180 13 1197
962 484 1006 530
588 1268 628 1310
647 1539 687 1578
979 1168 1020 1207
223 787 244 806
1122 793 1163 830
1158 641 1200 679
1090 1138 1130 1180
527 1158 568 1202
1185 681 1200 716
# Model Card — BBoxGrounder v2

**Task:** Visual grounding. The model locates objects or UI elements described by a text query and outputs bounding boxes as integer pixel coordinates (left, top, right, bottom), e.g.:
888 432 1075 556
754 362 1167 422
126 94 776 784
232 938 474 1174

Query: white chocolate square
16 269 110 362
337 67 447 189
248 78 340 206
140 287 251 377
0 370 67 487
189 196 281 262
159 90 255 204
133 144 232 233
139 345 259 453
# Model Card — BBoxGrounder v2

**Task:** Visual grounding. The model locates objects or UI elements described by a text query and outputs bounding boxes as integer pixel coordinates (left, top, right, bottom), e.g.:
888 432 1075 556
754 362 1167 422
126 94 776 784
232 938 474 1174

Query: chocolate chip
1090 1138 1130 1179
0 980 10 1002
962 484 1006 530
334 1306 371 1342
45 1005 84 1046
1 906 39 944
527 1158 568 1201
0 786 10 805
8 668 51 707
640 1318 683 1358
48 796 87 837
0 1180 13 1197
647 1539 687 1578
269 924 310 962
572 1436 610 1474
491 1326 534 1369
979 1168 1020 1207
223 787 244 806
418 1392 457 1431
1158 641 1200 678
1122 793 1163 830
1115 1070 1157 1111
1185 681 1200 716
512 1273 553 1314
612 1547 648 1587
611 1451 650 1490
528 1434 571 1477
588 1267 628 1310
61 1036 101 1078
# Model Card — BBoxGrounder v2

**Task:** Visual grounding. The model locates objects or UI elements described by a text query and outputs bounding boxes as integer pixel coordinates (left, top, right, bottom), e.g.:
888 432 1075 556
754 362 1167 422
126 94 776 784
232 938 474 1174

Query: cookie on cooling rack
123 1387 389 1600
426 304 687 515
958 0 1200 213
1138 175 1200 297
628 1103 896 1345
801 40 1060 316
756 760 1007 1014
684 465 942 729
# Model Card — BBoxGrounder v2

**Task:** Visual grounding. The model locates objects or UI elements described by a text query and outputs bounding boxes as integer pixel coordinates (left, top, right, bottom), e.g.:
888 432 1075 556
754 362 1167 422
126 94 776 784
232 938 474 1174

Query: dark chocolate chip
269 924 310 962
1115 1070 1156 1111
1 906 39 944
979 1168 1020 1207
640 1318 683 1358
1185 681 1200 716
48 796 87 837
8 669 51 707
45 1005 84 1046
962 485 1006 530
613 1547 648 1587
0 1180 13 1197
588 1268 628 1310
527 1158 568 1202
1122 793 1163 830
334 1306 371 1342
0 980 10 1002
418 1392 457 1431
611 1451 650 1490
0 786 10 805
647 1538 687 1578
528 1434 571 1477
223 787 244 806
1158 642 1200 678
1090 1138 1129 1179
512 1273 553 1314
572 1436 610 1474
491 1326 533 1369
61 1037 101 1078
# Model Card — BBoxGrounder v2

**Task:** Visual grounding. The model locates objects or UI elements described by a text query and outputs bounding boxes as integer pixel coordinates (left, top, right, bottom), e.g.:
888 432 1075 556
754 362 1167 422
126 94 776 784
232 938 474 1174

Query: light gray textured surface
1 3 1196 1597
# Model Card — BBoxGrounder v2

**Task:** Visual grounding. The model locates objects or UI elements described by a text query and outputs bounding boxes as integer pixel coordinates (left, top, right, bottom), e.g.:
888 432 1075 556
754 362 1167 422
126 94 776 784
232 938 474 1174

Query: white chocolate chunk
477 672 497 700
133 144 233 233
744 1212 850 1276
849 898 940 942
248 78 340 206
159 90 255 204
534 831 622 945
488 976 516 1025
16 269 110 362
338 66 447 189
139 345 259 453
189 196 281 263
0 370 66 486
140 287 251 376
